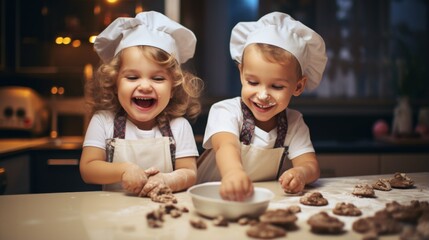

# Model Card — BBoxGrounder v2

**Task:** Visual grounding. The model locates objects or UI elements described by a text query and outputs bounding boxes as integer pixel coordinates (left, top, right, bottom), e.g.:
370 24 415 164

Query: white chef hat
230 12 327 91
94 11 196 64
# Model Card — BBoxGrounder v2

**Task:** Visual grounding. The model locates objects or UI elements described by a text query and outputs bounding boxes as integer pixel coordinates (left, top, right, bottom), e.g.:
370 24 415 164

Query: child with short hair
197 12 327 201
80 11 203 196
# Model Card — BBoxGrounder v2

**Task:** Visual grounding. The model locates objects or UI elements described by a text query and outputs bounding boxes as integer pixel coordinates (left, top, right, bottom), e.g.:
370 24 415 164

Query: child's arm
139 156 197 196
80 146 156 194
212 132 253 201
278 152 320 193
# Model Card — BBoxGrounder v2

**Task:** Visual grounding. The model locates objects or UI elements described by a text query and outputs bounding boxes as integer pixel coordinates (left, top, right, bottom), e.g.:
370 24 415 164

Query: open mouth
253 101 276 110
133 97 156 108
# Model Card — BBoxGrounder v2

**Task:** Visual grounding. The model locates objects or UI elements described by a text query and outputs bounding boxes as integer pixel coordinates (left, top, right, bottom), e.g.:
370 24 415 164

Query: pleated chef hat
94 11 196 64
230 12 327 91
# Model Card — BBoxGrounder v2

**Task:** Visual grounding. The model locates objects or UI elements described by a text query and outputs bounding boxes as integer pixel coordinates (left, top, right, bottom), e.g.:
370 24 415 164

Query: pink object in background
372 119 390 138
415 124 429 137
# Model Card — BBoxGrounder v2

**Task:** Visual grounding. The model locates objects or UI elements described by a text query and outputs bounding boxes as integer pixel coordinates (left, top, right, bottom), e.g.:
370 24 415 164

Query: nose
137 79 152 91
257 88 270 101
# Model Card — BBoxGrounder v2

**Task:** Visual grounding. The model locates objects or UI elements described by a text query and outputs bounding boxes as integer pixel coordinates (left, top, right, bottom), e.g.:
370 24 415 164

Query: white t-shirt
83 110 199 159
203 97 314 160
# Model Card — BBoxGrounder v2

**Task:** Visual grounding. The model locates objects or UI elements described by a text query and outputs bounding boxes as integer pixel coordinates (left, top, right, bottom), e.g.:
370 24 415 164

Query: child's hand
220 170 253 201
121 164 159 195
279 168 306 194
139 173 166 197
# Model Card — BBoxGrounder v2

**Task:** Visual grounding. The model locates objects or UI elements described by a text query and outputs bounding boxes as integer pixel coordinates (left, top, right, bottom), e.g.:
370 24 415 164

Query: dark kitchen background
0 0 428 141
1 0 429 195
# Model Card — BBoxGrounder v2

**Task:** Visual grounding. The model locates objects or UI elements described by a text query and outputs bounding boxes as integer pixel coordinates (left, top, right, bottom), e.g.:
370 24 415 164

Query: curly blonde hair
85 46 203 123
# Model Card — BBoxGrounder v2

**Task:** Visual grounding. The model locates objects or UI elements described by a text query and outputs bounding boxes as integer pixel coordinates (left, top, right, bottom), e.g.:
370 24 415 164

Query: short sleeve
202 97 243 149
82 111 114 150
284 109 315 159
170 117 199 158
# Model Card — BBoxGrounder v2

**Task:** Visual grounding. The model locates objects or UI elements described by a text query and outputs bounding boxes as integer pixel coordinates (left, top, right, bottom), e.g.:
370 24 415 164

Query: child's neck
255 118 276 132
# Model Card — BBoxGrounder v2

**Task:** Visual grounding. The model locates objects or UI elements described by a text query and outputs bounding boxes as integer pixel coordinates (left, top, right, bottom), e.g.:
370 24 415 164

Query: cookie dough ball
300 192 329 206
372 178 392 191
259 209 298 228
246 222 286 239
333 202 362 216
307 211 345 234
352 184 375 198
389 172 414 188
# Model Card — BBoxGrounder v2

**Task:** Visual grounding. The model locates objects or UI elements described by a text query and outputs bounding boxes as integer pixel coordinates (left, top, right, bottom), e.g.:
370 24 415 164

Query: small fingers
279 173 293 188
220 181 253 202
139 183 156 197
144 167 160 176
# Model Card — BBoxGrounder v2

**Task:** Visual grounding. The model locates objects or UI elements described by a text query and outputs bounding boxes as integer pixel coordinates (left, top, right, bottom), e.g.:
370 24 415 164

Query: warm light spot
55 37 64 44
51 86 58 94
58 87 65 95
84 64 94 81
135 3 143 14
94 5 101 15
106 0 118 4
89 35 97 43
63 37 72 44
72 39 81 47
50 131 58 138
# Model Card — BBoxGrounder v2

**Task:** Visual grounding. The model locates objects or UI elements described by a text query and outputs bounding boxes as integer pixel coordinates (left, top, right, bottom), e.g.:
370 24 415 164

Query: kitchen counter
313 138 429 153
0 136 83 157
1 136 429 158
1 172 428 240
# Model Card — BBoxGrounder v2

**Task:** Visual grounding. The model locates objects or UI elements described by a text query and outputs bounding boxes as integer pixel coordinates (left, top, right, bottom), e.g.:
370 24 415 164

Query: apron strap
239 100 289 178
240 101 255 145
113 109 127 139
274 109 289 178
157 117 177 167
111 110 176 167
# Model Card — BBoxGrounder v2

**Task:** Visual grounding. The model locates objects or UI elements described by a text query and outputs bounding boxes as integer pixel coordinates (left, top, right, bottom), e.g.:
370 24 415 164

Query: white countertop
1 172 428 240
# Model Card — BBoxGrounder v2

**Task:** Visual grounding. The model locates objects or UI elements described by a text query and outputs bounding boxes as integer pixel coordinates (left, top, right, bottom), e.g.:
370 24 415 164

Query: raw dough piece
148 184 178 203
259 209 298 228
307 211 345 234
372 178 392 191
386 201 425 223
213 216 229 227
352 212 402 235
246 223 286 239
352 184 375 198
286 205 301 214
299 192 328 206
146 209 164 228
190 217 207 229
389 172 414 188
333 202 362 216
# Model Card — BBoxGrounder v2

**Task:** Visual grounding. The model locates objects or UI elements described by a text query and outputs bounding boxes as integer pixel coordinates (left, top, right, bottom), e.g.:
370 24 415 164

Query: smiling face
240 44 306 132
116 46 173 130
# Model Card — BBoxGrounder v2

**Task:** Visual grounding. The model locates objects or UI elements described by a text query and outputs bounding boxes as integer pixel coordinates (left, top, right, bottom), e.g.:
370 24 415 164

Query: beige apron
104 110 176 191
197 101 289 183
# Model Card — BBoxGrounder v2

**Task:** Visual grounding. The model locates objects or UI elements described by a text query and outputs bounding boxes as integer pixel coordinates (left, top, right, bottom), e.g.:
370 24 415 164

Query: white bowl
187 182 274 220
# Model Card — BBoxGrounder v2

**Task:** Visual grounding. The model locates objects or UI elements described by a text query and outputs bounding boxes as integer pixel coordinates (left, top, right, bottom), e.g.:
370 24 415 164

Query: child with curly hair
80 11 203 197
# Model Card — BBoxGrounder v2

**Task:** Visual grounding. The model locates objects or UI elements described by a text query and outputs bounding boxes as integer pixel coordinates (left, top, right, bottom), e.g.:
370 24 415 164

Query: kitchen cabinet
31 149 100 193
318 152 429 178
318 154 379 178
380 153 429 174
0 153 31 194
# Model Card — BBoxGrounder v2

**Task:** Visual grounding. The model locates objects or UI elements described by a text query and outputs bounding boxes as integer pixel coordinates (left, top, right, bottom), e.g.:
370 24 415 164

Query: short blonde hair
242 43 302 79
85 46 203 123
